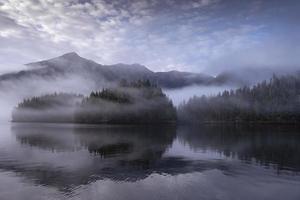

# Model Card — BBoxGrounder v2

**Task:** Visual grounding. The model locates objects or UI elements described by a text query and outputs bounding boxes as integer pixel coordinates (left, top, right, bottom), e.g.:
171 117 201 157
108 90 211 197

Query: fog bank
164 85 235 106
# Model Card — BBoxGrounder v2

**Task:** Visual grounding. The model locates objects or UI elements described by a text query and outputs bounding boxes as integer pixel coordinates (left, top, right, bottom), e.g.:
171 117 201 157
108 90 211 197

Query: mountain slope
0 52 215 89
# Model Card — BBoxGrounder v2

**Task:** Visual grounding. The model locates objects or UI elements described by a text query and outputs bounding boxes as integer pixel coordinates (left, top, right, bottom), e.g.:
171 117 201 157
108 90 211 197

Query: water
0 123 300 200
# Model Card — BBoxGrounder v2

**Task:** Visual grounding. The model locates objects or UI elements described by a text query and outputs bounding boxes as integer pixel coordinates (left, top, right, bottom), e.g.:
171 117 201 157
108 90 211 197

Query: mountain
1 52 297 94
25 52 155 83
0 52 217 89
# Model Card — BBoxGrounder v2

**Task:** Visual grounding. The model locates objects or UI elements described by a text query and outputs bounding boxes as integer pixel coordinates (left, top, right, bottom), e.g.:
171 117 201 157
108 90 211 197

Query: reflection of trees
13 124 176 162
89 142 133 158
178 125 300 171
13 124 79 151
5 123 300 192
3 124 178 191
74 126 175 165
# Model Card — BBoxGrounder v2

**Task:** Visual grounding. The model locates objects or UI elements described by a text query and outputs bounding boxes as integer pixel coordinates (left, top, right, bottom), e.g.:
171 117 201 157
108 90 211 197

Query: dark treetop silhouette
178 74 300 123
12 80 177 124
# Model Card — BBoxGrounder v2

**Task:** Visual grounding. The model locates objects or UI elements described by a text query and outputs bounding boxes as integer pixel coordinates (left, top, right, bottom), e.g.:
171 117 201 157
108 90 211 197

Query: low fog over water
0 74 97 122
164 85 234 106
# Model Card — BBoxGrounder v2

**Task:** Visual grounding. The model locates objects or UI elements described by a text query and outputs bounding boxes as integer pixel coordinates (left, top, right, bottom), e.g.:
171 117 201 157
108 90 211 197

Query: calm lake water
0 123 300 200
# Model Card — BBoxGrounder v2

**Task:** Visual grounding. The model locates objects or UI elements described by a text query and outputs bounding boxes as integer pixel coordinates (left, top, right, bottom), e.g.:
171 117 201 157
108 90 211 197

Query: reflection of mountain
178 125 300 171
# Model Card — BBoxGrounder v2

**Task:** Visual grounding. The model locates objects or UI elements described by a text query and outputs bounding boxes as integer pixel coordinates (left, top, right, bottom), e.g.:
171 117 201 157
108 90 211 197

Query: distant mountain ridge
0 52 243 89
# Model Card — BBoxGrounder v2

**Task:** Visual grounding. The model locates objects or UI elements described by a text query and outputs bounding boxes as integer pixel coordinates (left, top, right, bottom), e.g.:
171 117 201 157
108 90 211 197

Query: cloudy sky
0 0 299 74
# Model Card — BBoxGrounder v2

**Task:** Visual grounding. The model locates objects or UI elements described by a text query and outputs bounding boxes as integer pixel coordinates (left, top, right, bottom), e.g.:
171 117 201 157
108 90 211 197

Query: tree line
12 80 177 124
178 74 300 123
12 75 300 124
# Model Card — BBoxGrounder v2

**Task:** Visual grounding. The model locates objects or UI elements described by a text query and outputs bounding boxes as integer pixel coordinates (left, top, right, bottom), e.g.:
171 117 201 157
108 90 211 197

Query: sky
0 0 299 74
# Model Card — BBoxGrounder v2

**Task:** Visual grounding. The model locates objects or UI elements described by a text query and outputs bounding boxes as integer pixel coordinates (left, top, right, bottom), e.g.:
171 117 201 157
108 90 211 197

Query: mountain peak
61 52 80 59
25 52 86 69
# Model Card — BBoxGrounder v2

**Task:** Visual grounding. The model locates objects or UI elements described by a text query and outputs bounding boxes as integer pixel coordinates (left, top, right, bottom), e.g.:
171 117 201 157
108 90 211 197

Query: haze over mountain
2 51 299 92
0 52 239 90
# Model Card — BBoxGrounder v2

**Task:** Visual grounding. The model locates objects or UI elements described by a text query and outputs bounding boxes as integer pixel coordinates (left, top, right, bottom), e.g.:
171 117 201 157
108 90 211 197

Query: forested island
12 75 300 124
12 80 177 124
178 74 300 124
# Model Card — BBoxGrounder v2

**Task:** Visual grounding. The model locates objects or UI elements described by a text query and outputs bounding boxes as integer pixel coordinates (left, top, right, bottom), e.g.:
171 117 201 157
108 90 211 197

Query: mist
164 85 236 106
10 80 177 124
0 72 101 122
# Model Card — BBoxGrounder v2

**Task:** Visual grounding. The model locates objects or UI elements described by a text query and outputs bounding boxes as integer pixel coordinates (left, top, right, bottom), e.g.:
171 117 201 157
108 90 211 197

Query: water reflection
177 125 300 172
2 124 177 190
0 123 299 195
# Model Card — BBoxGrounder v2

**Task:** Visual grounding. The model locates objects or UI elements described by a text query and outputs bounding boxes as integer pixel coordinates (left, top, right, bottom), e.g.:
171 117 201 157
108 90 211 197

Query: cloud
0 0 221 70
0 0 299 74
